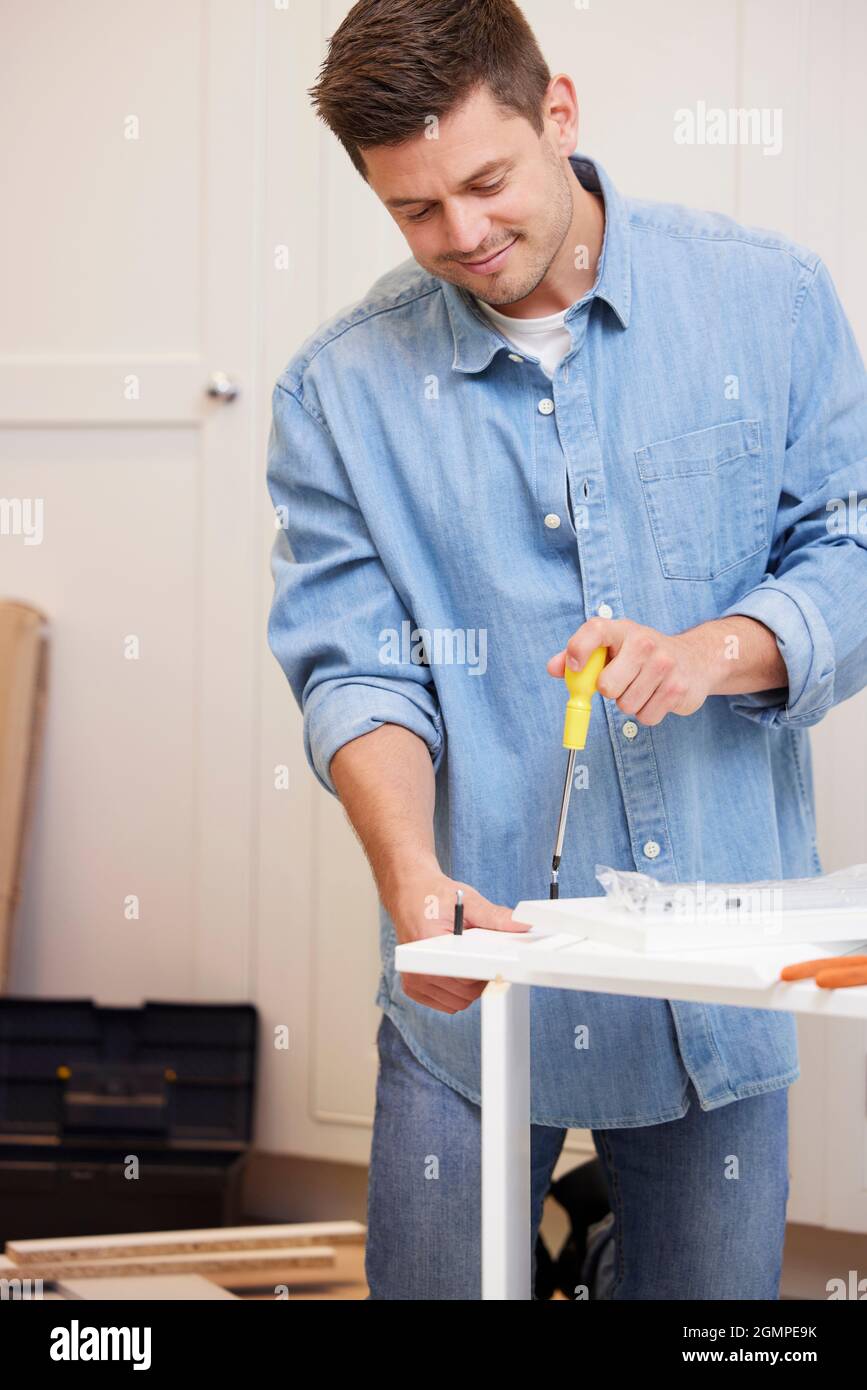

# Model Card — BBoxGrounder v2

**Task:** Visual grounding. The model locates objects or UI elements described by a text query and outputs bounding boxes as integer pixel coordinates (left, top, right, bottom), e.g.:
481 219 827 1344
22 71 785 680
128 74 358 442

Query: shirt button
508 353 524 362
597 602 613 619
622 720 638 740
643 840 661 860
544 513 561 529
538 398 555 415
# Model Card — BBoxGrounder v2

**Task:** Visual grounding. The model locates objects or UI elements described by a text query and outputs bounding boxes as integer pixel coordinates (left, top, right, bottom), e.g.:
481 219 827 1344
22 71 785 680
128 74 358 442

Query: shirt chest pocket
635 418 767 581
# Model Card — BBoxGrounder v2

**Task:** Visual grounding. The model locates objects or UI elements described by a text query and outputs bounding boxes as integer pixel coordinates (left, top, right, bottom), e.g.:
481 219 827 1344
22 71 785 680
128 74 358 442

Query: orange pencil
814 964 867 989
780 954 867 982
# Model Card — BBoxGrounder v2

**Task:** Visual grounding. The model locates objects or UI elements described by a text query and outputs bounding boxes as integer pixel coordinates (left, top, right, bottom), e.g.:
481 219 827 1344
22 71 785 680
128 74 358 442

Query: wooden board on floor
238 1242 370 1299
0 1245 335 1283
56 1274 238 1300
7 1220 365 1265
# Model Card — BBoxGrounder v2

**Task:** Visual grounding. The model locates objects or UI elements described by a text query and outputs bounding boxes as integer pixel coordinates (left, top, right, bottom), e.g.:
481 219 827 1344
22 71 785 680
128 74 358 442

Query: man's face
362 83 575 307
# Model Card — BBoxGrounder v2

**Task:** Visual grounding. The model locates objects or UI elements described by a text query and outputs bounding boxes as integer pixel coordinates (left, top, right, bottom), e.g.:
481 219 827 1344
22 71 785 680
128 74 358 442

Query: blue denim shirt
266 153 867 1127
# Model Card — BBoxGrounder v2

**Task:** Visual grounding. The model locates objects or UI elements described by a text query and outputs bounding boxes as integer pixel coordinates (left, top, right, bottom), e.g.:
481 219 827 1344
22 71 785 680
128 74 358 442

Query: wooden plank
231 1243 369 1298
0 1245 335 1282
7 1219 364 1265
56 1274 238 1300
0 601 49 992
209 1264 348 1293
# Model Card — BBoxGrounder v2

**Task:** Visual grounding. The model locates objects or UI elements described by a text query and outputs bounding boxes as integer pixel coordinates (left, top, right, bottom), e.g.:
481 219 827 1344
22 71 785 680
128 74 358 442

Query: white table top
395 913 867 1020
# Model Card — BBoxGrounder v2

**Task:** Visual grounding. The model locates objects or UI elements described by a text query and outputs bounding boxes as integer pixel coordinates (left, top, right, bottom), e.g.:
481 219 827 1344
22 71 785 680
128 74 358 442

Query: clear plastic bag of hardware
594 863 867 918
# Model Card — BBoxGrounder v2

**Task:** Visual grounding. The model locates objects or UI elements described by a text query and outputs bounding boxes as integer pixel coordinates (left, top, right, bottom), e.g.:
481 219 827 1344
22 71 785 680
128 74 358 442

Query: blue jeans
366 1012 790 1300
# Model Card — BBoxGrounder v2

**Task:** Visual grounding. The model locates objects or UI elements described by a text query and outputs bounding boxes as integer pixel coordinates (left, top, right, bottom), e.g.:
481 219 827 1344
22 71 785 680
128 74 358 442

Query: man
266 0 867 1299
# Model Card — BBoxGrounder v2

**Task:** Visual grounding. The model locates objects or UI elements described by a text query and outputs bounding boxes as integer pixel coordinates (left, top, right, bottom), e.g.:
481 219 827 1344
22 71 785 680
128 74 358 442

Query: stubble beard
465 154 576 309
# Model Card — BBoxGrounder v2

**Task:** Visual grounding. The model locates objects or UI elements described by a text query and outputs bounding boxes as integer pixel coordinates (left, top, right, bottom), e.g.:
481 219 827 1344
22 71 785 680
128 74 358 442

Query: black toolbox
0 998 257 1244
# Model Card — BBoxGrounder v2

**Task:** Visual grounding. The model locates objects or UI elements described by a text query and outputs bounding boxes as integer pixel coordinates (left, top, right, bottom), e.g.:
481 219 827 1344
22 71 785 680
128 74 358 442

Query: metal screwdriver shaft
550 749 576 899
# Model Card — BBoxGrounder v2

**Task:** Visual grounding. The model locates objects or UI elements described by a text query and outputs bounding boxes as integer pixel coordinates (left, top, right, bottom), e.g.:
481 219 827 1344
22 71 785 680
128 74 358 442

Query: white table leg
481 978 531 1300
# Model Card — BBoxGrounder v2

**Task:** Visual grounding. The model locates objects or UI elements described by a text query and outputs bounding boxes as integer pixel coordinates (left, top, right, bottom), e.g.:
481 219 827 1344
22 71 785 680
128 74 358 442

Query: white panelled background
2 0 866 1278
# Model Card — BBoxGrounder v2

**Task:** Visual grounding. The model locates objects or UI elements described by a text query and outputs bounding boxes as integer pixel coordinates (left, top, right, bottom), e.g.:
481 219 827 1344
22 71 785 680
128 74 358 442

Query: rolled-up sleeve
720 258 867 728
266 379 444 795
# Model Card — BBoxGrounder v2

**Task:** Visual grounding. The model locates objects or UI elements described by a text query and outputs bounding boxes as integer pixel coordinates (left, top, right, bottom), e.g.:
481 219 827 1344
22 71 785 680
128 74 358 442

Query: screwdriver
550 645 608 900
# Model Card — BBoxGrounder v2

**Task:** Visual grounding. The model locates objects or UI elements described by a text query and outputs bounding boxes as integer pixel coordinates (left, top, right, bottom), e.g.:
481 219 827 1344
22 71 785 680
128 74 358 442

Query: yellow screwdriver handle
563 645 607 750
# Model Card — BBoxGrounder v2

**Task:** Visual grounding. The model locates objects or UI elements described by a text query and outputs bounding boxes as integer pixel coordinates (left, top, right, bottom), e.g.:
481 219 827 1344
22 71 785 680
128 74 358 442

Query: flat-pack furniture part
513 894 867 954
396 915 867 1299
6 1218 365 1264
54 1273 239 1299
0 600 49 991
0 1245 335 1283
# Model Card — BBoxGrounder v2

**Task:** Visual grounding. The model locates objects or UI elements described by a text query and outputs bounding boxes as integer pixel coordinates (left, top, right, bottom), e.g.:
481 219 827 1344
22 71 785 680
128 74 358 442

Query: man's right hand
385 858 531 1014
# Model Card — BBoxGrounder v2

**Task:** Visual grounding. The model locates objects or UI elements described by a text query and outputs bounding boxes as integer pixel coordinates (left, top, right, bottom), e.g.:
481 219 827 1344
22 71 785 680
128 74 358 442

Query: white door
0 1 261 1005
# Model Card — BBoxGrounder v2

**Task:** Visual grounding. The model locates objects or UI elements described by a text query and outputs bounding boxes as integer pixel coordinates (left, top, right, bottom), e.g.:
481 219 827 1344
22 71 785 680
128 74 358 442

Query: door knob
206 371 239 402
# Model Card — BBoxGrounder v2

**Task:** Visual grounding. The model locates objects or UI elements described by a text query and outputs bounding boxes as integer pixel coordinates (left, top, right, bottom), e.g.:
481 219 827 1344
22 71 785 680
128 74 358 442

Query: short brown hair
309 0 552 180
